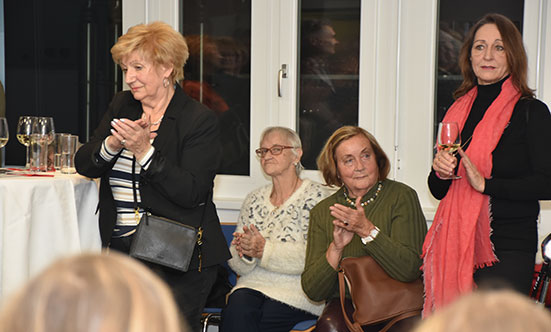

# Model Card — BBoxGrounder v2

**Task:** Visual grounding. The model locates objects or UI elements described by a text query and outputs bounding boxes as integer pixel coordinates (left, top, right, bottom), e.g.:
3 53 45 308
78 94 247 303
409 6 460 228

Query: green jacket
301 179 427 302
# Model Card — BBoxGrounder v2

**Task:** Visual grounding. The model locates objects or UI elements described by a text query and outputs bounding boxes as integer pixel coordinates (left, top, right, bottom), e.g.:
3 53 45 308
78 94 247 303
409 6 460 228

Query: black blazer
75 86 231 269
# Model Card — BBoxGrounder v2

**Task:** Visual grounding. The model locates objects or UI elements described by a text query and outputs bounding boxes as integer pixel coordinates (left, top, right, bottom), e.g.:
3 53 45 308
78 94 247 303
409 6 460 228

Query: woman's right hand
433 150 457 179
326 223 354 270
332 220 354 249
106 135 125 152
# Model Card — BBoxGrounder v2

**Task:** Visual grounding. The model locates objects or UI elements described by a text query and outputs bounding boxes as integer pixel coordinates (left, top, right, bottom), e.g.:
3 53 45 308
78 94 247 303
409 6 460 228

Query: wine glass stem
25 146 30 169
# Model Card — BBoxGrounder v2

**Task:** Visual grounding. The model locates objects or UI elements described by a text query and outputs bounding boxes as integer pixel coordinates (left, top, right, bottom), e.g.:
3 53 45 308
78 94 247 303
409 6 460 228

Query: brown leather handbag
338 256 424 332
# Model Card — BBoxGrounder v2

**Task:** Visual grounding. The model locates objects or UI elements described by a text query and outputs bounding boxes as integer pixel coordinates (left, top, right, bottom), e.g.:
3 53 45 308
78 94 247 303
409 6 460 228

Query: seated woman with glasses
220 127 332 332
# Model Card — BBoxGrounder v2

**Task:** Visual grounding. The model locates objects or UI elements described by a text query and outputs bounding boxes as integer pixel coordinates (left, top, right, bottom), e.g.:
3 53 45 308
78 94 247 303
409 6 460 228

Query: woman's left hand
329 196 375 239
236 224 266 259
110 118 157 160
457 148 485 192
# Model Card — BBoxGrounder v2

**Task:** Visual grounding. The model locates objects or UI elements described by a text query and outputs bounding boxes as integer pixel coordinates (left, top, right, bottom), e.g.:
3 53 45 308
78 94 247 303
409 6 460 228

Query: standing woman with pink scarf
423 13 551 315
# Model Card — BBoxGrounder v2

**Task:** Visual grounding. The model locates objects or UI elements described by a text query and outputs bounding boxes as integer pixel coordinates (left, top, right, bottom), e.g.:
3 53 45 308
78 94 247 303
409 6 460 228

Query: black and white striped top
100 138 155 238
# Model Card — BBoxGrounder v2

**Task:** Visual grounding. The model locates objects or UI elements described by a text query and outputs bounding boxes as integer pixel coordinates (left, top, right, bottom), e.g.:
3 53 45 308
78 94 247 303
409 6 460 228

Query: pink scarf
421 77 521 316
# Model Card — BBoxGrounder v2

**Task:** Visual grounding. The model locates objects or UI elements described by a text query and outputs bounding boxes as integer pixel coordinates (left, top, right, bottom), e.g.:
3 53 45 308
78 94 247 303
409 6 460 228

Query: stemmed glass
16 116 37 168
0 117 8 149
36 117 56 144
30 117 55 171
437 121 461 180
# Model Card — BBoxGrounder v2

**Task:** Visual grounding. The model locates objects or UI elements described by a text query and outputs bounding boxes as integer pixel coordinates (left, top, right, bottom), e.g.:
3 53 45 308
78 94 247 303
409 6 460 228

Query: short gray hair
259 126 304 175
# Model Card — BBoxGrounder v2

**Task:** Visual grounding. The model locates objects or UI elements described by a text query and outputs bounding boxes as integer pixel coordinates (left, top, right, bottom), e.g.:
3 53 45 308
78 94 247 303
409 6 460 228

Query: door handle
278 64 287 97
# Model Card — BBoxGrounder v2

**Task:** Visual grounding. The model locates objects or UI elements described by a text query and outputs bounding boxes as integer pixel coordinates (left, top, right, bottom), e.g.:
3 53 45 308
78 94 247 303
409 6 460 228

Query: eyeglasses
255 145 294 158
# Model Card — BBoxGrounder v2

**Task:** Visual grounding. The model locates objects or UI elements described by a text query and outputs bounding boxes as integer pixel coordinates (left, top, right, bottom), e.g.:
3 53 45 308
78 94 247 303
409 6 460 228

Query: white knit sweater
228 179 332 315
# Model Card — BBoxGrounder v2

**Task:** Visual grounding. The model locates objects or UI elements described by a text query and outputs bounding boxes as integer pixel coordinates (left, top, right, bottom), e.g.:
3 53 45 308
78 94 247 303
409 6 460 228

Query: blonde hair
111 21 189 84
317 126 390 187
0 252 184 332
414 290 551 332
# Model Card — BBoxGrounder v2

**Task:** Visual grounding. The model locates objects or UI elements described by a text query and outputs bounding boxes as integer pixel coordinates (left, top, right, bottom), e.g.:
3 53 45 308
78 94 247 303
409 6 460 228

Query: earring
163 78 170 88
293 162 298 166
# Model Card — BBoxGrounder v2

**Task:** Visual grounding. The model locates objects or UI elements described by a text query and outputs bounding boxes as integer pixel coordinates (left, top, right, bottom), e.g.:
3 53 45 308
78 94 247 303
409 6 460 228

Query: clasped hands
432 148 485 193
108 118 157 160
232 224 266 259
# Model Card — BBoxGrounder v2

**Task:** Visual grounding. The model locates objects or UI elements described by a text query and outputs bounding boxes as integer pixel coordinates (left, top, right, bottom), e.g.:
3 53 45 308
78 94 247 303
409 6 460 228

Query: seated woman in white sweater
220 127 332 332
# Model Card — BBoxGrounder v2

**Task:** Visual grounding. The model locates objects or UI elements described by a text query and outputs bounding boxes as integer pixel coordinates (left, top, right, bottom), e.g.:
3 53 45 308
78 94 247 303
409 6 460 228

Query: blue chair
202 223 237 332
290 319 317 332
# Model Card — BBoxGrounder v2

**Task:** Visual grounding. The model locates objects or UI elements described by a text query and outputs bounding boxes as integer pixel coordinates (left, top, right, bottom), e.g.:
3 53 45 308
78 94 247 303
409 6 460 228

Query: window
181 0 251 176
2 0 122 165
435 1 524 136
297 0 361 169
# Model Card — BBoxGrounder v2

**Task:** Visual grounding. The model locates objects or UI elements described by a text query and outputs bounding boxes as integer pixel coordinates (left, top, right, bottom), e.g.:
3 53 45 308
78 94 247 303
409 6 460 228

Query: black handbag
128 157 209 272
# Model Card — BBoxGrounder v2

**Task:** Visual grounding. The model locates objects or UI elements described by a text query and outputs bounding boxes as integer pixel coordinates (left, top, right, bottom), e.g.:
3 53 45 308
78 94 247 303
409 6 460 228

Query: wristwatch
361 226 380 245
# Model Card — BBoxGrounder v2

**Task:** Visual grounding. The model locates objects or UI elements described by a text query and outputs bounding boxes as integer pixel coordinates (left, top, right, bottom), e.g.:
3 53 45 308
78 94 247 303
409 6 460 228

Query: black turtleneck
428 78 551 253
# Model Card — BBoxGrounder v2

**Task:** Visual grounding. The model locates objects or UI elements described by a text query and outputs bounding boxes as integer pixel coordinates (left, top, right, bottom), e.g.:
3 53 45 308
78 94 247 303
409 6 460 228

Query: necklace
142 113 164 126
343 181 383 207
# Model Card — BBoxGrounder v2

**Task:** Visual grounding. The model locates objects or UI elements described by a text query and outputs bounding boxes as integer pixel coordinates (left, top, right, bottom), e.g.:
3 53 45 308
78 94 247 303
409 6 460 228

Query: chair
290 319 317 332
201 222 237 332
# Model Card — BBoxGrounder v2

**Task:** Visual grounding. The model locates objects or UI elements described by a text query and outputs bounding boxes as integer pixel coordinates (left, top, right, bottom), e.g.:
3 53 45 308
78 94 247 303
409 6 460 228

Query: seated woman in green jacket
301 126 427 332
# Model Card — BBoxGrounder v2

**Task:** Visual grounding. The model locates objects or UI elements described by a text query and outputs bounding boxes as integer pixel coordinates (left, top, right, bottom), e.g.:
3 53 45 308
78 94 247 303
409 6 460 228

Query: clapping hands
232 224 266 259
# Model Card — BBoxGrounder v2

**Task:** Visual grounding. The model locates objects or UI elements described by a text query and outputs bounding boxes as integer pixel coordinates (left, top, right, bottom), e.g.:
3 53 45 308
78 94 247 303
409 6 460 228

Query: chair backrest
221 223 237 286
203 223 237 310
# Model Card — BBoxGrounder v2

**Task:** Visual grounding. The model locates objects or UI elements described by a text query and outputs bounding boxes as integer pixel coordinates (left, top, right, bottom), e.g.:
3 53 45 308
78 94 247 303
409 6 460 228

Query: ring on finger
121 139 126 146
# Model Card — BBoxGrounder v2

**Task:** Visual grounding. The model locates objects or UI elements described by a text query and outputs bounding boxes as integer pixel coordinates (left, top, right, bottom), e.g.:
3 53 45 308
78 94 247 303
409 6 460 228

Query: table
0 171 101 300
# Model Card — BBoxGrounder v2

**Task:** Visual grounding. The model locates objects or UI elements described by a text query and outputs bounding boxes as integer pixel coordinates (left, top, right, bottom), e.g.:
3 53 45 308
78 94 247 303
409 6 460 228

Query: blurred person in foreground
220 127 332 332
413 290 551 332
0 252 185 332
75 21 230 331
423 13 551 315
302 126 427 331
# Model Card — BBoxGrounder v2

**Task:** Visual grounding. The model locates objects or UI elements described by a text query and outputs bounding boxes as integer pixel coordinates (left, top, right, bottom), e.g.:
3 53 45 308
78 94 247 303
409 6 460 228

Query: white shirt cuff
99 138 119 162
137 146 156 170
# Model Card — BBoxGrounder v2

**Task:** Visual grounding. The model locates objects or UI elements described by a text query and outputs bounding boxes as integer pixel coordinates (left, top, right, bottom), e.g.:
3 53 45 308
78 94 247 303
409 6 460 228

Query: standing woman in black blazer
75 21 230 332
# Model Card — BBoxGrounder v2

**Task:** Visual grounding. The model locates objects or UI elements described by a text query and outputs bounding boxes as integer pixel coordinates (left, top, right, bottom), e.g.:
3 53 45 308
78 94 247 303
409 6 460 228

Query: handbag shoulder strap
130 157 211 228
338 269 364 332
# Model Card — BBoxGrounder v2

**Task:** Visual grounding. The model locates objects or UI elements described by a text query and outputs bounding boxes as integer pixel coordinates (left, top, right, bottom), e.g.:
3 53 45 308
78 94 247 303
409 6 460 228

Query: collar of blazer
149 85 193 153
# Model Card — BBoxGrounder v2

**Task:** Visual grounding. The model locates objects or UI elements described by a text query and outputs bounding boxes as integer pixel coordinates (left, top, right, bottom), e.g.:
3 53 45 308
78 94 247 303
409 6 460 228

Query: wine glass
35 117 56 144
0 118 8 149
30 117 55 171
16 116 37 168
437 122 461 180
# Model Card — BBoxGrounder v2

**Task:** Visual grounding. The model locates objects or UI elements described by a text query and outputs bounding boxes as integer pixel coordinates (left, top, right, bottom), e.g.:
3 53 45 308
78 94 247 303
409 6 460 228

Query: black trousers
220 288 317 332
474 249 536 295
109 236 218 332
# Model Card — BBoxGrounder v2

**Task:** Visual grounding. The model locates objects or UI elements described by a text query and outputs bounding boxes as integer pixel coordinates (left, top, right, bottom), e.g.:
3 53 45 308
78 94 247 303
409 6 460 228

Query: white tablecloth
0 172 101 301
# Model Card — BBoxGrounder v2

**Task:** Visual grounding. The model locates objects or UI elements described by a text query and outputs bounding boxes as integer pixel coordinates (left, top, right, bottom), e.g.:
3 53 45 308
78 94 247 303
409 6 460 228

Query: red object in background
181 81 229 114
532 263 551 307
